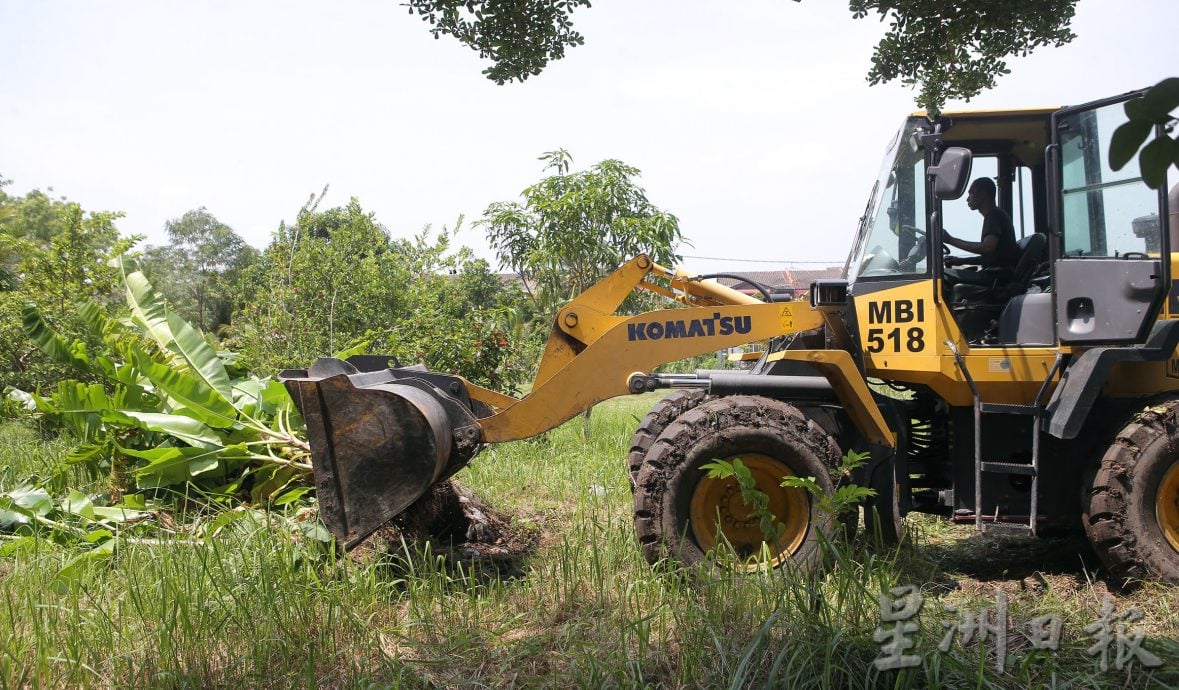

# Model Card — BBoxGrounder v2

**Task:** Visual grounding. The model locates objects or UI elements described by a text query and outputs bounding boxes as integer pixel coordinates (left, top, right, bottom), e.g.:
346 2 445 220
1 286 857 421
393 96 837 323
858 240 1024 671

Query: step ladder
945 341 1064 536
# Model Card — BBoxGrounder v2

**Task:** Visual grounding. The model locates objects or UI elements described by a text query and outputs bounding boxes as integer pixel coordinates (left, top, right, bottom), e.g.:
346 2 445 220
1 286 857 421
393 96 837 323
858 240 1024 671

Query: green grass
3 401 1179 688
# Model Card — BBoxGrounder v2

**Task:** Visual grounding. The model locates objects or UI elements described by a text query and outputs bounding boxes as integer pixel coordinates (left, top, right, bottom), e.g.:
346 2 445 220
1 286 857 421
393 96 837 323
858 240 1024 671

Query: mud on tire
1083 399 1179 587
632 395 843 572
627 389 710 491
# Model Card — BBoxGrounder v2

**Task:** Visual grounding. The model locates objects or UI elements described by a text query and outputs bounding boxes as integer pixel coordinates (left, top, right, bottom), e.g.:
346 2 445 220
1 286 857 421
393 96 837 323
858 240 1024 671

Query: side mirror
927 147 972 200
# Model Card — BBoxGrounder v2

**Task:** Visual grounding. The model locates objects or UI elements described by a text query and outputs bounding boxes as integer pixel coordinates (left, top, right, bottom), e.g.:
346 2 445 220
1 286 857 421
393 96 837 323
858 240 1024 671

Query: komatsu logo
627 313 752 341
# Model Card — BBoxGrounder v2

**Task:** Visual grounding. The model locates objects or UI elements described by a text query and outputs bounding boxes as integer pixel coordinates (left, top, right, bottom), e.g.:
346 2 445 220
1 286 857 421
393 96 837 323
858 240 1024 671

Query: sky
2 1 1176 276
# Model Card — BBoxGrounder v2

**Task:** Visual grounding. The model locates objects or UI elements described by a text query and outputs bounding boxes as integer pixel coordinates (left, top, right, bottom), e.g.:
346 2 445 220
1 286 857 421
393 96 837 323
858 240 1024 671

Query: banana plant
0 482 155 592
19 256 311 505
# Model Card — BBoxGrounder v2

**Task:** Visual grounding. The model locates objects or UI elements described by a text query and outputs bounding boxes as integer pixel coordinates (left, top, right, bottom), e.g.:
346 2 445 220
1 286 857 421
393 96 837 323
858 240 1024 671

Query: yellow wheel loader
282 87 1179 585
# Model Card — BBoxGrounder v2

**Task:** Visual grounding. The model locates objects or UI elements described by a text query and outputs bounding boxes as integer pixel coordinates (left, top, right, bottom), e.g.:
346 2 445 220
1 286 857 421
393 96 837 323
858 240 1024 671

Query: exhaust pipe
281 357 486 549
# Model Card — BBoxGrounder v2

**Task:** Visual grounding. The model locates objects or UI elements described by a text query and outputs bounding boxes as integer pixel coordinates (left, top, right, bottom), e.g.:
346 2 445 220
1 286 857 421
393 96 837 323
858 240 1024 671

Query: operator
941 177 1019 285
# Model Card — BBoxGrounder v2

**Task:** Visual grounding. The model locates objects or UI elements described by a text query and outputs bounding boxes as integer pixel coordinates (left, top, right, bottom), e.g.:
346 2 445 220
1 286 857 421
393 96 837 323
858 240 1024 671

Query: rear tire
633 396 842 572
627 389 710 491
1083 399 1179 587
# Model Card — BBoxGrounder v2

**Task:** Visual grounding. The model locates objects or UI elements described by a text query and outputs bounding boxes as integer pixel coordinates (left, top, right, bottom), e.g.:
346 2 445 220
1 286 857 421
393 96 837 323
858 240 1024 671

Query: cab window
1059 103 1160 257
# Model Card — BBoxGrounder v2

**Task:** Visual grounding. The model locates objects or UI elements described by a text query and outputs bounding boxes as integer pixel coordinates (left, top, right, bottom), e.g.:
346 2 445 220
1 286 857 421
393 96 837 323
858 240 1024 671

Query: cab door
1051 91 1171 344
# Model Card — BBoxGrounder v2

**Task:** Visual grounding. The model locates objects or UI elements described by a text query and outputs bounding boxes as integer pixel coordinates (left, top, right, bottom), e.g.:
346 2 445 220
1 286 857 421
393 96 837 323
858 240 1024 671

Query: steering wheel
900 224 925 241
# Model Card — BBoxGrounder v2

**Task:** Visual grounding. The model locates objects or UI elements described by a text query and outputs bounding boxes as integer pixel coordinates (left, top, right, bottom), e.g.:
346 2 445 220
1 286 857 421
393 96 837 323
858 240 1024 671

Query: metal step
980 522 1034 535
980 461 1037 476
978 402 1039 416
944 344 1064 542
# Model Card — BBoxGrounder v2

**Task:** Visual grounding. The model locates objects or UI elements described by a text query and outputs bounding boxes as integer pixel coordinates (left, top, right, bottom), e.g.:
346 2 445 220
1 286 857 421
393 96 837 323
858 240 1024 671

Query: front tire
633 396 842 572
627 389 710 492
1083 399 1179 587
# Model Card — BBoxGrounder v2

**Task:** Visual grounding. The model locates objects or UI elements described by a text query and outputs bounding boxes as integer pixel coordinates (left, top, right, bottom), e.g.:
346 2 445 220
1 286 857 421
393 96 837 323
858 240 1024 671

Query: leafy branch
702 458 787 543
703 449 876 551
1110 77 1179 190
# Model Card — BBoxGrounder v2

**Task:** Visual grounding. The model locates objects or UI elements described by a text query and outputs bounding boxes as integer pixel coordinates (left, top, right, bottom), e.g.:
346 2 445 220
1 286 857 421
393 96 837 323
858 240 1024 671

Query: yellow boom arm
460 256 890 444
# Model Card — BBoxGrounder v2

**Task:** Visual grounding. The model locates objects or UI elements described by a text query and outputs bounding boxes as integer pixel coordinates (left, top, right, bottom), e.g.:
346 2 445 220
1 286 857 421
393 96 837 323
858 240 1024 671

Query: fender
764 349 897 447
1045 320 1179 439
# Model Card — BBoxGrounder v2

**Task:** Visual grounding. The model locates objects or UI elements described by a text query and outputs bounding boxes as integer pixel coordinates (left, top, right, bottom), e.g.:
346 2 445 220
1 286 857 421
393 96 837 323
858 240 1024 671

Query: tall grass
2 399 1179 688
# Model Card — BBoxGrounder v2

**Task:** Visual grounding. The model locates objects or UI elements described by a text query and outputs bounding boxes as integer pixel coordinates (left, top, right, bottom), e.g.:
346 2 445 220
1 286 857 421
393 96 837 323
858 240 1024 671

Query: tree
227 192 411 373
364 228 532 393
0 181 138 393
141 208 260 333
480 149 683 319
226 193 527 391
851 0 1076 114
404 1 1077 114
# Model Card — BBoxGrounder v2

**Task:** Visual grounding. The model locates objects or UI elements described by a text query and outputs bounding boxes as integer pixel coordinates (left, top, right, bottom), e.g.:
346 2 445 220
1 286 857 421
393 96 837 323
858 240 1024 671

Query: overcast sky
2 1 1176 275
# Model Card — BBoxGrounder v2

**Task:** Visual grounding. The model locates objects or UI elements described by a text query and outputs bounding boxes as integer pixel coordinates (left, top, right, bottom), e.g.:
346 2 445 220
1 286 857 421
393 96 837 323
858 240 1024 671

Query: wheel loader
281 86 1179 585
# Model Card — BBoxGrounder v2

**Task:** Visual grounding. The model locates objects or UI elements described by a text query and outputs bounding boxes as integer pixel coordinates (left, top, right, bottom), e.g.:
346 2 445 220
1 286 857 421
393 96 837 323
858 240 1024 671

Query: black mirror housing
927 147 973 200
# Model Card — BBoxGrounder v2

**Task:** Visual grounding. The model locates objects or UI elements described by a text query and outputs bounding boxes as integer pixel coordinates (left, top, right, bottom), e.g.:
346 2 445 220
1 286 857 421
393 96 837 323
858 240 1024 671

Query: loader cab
846 112 1058 350
848 94 1171 354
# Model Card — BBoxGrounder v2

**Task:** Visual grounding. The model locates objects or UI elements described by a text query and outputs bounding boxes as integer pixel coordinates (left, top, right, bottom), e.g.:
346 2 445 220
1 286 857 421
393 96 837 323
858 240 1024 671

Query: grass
3 398 1179 688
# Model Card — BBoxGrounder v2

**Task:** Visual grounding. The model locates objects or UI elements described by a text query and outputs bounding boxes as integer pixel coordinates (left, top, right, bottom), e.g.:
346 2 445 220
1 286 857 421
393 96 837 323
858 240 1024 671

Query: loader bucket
280 357 484 549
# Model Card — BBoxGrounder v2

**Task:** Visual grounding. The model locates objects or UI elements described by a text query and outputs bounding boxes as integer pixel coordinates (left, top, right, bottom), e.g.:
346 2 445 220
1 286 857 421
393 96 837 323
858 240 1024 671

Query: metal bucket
281 357 484 548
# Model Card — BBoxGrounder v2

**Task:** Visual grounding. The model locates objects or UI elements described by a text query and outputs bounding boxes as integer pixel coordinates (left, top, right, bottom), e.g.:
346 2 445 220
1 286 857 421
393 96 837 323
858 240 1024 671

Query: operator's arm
942 230 998 257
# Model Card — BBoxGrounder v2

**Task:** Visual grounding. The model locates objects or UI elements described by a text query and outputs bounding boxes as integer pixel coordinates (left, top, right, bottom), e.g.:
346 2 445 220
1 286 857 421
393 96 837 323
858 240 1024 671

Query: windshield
848 118 929 281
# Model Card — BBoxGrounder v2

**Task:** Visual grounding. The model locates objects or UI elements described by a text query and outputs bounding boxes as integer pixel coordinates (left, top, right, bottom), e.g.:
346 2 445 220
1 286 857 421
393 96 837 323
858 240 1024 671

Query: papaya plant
18 256 312 506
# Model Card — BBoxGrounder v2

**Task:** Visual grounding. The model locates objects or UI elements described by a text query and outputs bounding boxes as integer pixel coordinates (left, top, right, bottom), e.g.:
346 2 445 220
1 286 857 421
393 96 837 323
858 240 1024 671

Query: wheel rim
689 453 810 570
1156 460 1179 553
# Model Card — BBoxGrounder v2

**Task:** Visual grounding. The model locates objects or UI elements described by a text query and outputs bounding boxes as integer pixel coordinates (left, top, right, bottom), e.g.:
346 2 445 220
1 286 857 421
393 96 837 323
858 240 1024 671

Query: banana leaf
103 410 221 449
121 445 237 487
133 350 240 429
115 256 233 401
20 304 94 374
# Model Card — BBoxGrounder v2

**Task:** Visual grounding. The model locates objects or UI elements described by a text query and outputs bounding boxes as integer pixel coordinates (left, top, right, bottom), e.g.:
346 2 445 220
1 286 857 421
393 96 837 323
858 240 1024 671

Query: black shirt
980 207 1019 270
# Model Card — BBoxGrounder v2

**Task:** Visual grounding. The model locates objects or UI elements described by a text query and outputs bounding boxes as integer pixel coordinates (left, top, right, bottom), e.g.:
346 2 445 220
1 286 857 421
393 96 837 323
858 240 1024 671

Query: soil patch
351 480 538 580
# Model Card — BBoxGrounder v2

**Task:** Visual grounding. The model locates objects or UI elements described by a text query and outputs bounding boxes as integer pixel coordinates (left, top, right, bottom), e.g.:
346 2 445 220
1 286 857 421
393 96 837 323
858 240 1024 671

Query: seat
951 232 1047 304
950 233 1048 343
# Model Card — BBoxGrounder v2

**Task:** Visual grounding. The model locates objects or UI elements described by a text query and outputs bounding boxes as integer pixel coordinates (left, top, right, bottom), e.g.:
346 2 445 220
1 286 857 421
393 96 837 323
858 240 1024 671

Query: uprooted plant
16 256 313 507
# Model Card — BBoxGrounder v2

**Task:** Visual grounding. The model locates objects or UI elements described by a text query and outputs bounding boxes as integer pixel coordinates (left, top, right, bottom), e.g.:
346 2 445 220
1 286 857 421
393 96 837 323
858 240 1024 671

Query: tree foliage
405 0 591 84
402 0 1078 113
141 208 259 333
0 181 138 393
226 192 412 372
363 234 530 393
851 0 1076 114
481 149 683 319
1110 77 1179 190
227 192 527 392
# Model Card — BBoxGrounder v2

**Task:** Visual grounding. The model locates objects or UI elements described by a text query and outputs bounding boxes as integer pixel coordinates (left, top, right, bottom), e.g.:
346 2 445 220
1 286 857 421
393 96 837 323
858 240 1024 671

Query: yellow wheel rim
1156 461 1179 553
689 453 810 570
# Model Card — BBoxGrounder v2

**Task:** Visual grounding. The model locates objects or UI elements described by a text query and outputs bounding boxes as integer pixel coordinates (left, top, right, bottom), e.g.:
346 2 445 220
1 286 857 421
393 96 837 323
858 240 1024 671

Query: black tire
1083 399 1179 587
863 455 904 545
627 389 710 491
633 395 842 571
